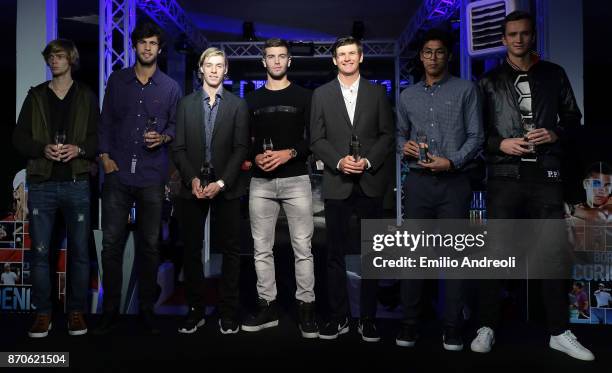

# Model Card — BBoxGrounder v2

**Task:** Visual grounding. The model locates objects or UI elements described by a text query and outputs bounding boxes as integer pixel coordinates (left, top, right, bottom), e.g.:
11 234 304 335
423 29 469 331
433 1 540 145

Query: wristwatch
77 146 86 158
289 148 297 158
216 179 225 190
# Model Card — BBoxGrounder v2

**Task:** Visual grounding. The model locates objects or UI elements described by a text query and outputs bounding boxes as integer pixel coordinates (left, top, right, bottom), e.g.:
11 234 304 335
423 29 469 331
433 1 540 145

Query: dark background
2 1 610 215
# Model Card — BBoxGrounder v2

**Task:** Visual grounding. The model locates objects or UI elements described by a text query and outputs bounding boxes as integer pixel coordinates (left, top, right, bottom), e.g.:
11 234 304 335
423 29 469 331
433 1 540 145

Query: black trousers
401 171 472 328
101 173 163 312
177 196 241 319
478 178 568 335
324 184 381 321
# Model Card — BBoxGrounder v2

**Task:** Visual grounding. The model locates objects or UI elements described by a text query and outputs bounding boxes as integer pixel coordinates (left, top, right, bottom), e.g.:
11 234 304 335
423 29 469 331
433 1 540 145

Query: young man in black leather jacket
472 11 594 361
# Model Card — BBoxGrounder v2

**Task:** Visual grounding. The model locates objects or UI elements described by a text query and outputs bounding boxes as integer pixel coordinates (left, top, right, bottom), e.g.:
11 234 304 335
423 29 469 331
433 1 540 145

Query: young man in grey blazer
310 36 394 342
172 47 249 335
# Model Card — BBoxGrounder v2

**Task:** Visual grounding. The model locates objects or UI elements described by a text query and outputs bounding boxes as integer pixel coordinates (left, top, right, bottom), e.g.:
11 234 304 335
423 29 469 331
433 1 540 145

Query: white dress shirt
336 75 371 170
338 76 360 125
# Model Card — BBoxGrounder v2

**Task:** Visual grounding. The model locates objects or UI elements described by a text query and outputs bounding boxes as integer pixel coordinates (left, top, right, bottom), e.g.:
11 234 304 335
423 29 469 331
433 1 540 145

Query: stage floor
0 313 609 370
2 215 610 370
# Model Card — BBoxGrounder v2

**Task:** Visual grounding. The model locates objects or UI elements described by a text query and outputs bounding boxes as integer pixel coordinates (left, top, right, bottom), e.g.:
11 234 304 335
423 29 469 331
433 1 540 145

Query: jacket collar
505 52 540 73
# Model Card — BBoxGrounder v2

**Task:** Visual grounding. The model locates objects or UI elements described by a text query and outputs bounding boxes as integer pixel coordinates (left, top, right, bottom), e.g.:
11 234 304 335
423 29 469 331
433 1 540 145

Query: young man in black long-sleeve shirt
240 38 318 338
13 39 98 338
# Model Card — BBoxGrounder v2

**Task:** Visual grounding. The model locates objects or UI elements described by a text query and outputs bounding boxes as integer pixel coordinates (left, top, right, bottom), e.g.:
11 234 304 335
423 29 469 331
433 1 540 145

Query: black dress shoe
92 311 119 336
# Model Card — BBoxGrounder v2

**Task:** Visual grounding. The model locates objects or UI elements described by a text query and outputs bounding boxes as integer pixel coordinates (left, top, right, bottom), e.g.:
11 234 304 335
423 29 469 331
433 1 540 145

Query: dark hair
502 11 536 35
332 36 363 57
131 20 165 48
419 28 453 52
263 38 291 57
585 162 612 178
42 39 80 71
574 282 583 289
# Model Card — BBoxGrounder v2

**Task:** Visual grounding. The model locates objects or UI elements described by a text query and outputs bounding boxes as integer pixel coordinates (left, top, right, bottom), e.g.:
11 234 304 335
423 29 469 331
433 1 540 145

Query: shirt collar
420 72 451 88
203 86 224 102
338 75 360 91
125 66 161 86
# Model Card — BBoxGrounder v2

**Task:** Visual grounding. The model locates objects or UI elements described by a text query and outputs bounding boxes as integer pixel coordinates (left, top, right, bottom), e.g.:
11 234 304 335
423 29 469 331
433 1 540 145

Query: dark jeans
401 171 472 328
28 180 90 313
478 178 568 335
324 184 381 321
101 173 163 312
177 196 241 319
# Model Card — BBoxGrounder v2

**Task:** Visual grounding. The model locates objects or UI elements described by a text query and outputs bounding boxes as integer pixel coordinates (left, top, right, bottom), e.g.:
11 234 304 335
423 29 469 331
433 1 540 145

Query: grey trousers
249 175 315 303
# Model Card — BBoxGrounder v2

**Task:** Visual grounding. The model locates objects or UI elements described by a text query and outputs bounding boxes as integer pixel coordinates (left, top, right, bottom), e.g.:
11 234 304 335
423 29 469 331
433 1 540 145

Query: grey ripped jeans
249 175 315 303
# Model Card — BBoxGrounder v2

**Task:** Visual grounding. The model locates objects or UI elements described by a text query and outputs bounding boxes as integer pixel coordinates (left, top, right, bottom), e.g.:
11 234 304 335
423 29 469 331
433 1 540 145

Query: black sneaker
92 311 119 336
318 317 350 340
396 324 418 347
443 326 464 351
241 298 279 332
178 306 205 334
358 317 381 342
140 309 161 336
298 301 318 339
219 318 240 334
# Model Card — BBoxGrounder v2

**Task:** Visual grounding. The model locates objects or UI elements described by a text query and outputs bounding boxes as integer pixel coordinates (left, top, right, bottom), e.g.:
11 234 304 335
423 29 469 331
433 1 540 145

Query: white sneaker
549 330 595 361
470 326 495 353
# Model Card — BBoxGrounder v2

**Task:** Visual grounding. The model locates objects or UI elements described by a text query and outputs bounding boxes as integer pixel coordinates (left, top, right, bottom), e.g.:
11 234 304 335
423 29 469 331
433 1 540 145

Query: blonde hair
197 47 227 80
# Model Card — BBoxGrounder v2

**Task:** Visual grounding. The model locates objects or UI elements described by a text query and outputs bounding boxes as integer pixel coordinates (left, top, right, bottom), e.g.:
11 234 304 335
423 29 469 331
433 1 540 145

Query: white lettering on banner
0 286 32 311
573 264 612 281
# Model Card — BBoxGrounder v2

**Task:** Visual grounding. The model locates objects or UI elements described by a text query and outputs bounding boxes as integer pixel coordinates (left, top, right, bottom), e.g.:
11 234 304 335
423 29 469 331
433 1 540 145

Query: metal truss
99 0 136 105
209 40 397 59
362 41 397 57
100 0 207 103
398 54 417 85
397 0 461 56
209 42 264 59
137 0 207 52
